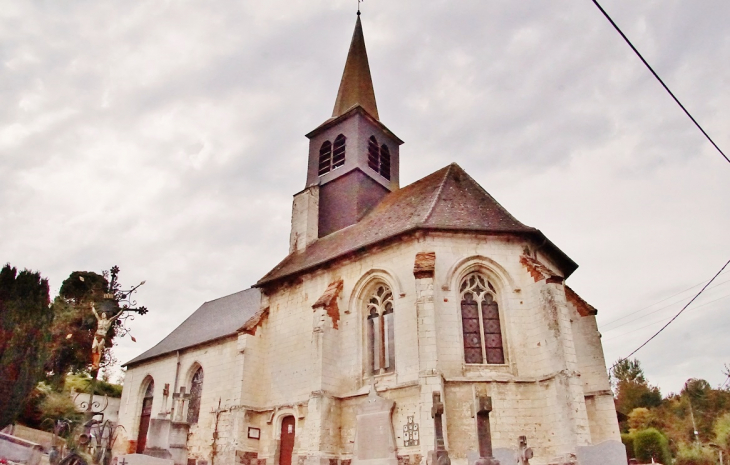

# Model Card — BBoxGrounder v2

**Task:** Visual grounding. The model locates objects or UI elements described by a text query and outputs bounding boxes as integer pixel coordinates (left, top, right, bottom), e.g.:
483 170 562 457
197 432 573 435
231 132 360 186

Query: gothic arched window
366 283 395 376
367 136 379 172
379 144 391 180
332 134 347 169
187 367 204 424
318 141 332 176
460 273 504 364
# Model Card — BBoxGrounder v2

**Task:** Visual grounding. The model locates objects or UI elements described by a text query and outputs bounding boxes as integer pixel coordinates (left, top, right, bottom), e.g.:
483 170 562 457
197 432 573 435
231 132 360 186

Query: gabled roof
124 288 261 367
332 15 379 120
257 163 577 287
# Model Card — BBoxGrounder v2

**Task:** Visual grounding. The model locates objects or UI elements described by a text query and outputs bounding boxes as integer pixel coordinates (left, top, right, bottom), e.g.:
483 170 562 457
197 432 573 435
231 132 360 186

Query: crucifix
431 391 451 465
473 396 500 465
172 387 191 422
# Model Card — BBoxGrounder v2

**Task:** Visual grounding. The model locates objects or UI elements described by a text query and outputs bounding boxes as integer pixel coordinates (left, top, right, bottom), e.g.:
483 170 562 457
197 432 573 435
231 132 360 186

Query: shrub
714 412 730 450
634 428 672 464
674 443 715 465
621 433 636 460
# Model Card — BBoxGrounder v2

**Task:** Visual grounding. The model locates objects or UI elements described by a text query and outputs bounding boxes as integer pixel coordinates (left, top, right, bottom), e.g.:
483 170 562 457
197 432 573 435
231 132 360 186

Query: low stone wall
0 432 44 465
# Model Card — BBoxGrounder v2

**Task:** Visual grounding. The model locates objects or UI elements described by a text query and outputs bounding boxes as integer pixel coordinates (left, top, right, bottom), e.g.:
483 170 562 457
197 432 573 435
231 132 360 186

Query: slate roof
258 163 577 286
124 287 261 367
332 15 379 120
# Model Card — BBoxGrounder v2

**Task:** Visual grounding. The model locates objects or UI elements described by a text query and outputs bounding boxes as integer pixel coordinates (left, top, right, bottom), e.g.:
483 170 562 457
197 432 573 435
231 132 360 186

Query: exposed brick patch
126 440 137 454
341 459 352 465
257 460 266 465
239 307 270 335
413 252 436 279
328 459 338 465
565 285 598 317
397 455 422 465
236 451 259 465
520 255 563 284
312 279 343 329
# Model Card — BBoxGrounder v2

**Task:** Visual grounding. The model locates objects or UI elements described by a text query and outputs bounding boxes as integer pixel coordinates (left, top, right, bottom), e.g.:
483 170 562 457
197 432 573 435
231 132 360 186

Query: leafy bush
633 428 672 464
65 373 122 398
629 407 653 432
673 443 715 465
39 392 83 427
621 433 636 460
714 412 730 450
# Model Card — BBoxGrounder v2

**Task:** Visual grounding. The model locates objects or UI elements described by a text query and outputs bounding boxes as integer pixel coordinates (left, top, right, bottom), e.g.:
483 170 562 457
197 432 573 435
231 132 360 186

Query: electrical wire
590 0 730 165
601 270 730 328
602 281 730 332
603 293 730 341
611 258 730 368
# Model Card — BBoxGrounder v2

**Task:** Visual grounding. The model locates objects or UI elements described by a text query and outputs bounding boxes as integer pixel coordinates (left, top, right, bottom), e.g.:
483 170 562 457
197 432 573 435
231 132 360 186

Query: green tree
0 264 53 429
633 428 672 464
612 358 663 415
45 270 124 387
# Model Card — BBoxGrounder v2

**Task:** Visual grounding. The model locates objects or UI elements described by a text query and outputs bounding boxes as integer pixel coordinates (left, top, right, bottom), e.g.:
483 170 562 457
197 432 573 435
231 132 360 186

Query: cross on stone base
431 391 451 465
474 396 500 465
172 387 191 422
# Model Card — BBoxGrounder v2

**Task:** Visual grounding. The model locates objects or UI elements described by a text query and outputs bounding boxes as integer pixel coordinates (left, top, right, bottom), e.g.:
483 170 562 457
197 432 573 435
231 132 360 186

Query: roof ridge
456 165 534 230
422 163 454 225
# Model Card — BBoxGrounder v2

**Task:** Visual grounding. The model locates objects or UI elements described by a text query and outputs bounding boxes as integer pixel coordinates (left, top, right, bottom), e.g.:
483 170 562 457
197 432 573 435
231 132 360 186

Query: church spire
332 14 379 120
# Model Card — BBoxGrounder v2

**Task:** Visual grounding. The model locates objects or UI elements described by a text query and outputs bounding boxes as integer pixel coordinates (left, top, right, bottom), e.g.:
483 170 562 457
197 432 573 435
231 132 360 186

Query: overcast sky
2 0 729 395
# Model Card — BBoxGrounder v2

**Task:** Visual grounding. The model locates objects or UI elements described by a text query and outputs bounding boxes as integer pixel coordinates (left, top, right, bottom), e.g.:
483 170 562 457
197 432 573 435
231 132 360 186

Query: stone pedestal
168 422 190 465
144 418 172 460
352 385 398 465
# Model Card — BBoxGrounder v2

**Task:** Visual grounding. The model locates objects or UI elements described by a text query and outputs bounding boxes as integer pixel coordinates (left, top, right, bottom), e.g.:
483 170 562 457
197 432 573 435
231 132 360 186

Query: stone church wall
115 336 242 463
118 228 620 465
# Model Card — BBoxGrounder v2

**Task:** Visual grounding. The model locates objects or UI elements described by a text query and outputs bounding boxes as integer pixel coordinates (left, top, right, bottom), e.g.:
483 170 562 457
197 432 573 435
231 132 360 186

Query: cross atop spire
332 14 379 120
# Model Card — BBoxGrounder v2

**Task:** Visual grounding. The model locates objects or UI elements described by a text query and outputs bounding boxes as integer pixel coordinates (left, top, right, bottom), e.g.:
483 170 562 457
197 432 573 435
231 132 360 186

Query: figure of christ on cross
91 303 121 369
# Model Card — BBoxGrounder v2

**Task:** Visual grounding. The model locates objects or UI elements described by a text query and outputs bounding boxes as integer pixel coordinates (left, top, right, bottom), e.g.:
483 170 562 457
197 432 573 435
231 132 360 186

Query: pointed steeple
332 14 379 120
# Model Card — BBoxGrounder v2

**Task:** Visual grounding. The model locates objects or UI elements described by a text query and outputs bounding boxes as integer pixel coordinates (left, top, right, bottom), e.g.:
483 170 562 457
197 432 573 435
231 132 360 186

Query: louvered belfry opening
332 134 347 169
379 144 391 180
368 136 379 171
318 141 332 176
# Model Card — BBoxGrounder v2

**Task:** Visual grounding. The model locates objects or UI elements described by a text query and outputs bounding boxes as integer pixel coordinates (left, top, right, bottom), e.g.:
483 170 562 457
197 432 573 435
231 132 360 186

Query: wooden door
136 397 153 453
279 416 296 465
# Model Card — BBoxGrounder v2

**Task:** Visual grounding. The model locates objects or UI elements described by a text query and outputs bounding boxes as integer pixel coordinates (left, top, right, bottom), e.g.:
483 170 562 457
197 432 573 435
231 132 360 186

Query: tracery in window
367 136 379 172
460 273 504 364
379 145 391 180
366 283 394 376
187 366 204 424
318 141 332 176
332 134 347 169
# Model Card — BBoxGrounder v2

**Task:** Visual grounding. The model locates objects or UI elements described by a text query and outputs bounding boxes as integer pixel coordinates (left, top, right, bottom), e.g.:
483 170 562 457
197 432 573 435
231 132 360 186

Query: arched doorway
136 379 154 453
279 416 296 465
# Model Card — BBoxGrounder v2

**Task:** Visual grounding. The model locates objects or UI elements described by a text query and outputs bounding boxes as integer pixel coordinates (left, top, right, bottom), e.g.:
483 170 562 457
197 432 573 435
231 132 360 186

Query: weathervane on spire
357 0 363 15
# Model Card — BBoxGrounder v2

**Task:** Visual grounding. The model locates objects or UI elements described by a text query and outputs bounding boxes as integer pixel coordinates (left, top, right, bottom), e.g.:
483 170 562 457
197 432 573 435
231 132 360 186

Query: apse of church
116 14 626 465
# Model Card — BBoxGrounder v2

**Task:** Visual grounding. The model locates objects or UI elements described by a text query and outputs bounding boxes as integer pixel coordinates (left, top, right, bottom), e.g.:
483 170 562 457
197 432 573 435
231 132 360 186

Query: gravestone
429 392 450 465
352 383 398 465
473 396 500 465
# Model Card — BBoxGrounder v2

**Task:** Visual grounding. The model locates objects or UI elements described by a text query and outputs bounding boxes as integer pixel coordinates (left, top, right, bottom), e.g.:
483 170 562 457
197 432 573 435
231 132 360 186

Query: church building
116 14 625 465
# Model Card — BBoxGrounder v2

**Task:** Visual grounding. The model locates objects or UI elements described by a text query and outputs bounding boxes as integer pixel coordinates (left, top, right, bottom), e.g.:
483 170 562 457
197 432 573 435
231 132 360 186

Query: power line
601 271 730 328
613 258 730 366
602 281 730 332
603 292 730 341
590 0 730 165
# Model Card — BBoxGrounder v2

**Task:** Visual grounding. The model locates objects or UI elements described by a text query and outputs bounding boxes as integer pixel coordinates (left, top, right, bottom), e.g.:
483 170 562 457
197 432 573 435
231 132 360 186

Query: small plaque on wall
248 427 260 439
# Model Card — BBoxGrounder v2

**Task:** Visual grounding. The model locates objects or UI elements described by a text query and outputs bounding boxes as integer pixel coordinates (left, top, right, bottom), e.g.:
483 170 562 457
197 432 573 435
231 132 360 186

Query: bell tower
296 13 403 243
